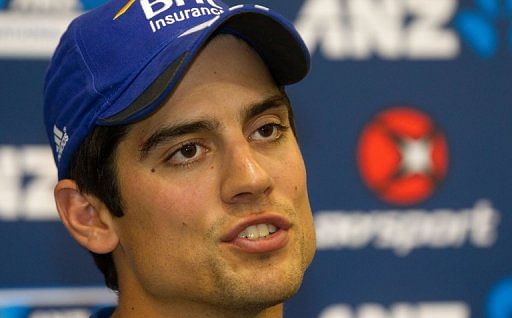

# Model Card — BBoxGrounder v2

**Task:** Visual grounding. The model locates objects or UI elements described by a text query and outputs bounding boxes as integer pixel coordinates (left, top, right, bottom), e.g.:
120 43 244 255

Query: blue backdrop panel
1 0 511 317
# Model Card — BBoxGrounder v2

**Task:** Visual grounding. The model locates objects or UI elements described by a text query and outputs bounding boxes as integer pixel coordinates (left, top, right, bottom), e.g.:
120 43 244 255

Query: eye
166 142 207 166
250 123 288 141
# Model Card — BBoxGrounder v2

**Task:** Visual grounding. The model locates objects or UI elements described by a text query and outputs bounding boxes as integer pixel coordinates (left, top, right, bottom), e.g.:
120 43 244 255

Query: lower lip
224 229 289 254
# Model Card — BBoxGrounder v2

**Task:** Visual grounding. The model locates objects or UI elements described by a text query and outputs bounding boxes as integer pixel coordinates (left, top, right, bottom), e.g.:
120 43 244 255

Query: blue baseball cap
44 0 310 180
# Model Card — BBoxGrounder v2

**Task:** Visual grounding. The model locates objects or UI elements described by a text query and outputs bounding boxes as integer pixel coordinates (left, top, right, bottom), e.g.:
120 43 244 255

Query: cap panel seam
75 23 112 116
44 43 76 94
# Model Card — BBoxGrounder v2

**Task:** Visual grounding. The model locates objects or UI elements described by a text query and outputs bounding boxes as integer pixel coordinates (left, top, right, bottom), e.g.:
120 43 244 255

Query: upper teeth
238 224 278 240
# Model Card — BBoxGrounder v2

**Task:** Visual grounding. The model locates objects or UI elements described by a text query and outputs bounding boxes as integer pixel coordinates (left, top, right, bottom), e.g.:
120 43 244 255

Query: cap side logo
114 0 136 20
53 125 69 162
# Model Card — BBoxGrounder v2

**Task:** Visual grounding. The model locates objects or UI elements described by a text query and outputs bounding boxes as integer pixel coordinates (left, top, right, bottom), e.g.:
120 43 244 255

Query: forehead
174 34 278 101
128 34 281 131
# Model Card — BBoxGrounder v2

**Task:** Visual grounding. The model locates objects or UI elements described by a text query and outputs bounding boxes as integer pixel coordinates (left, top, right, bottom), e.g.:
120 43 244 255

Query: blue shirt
90 307 116 318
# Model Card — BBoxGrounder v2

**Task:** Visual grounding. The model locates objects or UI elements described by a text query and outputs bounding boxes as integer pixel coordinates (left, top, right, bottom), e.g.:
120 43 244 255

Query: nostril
232 191 257 202
230 184 273 203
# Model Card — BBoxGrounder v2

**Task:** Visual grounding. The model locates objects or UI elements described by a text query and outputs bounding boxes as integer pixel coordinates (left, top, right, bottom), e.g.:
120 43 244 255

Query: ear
54 179 119 254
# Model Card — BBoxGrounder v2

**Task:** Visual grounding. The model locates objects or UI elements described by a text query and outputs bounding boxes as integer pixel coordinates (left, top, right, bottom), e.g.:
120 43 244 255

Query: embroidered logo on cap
114 0 224 20
113 0 224 33
53 125 69 162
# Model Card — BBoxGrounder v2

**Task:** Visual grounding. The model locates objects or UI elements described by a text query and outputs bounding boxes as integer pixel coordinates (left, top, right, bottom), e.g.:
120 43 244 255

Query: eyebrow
241 93 290 124
138 120 219 160
138 92 290 160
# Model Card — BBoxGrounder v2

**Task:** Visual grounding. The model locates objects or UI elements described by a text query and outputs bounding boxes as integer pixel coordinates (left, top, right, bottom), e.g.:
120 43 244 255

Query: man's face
111 35 315 313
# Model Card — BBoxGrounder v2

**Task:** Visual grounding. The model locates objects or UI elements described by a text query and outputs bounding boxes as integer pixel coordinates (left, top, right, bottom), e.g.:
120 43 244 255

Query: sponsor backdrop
0 0 511 317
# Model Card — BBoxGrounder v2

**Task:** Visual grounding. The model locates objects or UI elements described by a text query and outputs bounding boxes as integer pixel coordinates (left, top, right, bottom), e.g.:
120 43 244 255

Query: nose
220 142 274 204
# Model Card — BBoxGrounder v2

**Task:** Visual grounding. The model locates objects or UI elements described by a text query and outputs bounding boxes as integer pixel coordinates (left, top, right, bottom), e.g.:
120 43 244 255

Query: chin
223 266 306 312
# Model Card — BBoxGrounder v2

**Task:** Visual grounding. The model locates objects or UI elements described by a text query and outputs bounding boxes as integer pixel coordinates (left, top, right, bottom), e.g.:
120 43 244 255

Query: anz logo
456 0 512 58
0 146 57 221
295 0 512 60
1 0 509 59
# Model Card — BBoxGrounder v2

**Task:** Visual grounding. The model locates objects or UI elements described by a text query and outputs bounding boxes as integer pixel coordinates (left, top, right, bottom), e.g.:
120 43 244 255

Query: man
44 0 316 317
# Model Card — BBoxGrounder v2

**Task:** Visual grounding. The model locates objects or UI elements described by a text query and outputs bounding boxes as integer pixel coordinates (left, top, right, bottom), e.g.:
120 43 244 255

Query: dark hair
68 124 129 291
67 87 296 292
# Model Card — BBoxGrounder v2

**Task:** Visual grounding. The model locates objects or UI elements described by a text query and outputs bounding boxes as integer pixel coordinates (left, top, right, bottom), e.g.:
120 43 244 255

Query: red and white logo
357 107 449 206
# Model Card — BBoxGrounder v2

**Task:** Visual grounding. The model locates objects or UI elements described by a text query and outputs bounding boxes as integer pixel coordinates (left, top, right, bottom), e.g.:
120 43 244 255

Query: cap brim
97 6 309 125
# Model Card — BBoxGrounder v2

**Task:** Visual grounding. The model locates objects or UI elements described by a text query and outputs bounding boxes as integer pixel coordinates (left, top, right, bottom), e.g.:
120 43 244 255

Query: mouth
221 215 291 254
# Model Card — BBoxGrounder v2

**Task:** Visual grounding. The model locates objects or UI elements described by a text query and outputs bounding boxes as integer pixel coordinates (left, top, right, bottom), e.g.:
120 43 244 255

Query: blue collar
90 307 116 318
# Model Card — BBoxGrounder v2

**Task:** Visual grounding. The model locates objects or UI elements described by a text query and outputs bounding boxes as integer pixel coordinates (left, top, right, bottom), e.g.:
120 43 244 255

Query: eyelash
250 123 289 142
164 140 209 168
163 123 290 168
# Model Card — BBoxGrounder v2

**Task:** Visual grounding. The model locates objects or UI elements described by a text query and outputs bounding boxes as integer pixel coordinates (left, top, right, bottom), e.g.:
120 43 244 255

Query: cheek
117 175 199 246
114 177 218 286
125 176 221 254
273 149 308 200
272 149 316 262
